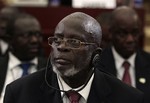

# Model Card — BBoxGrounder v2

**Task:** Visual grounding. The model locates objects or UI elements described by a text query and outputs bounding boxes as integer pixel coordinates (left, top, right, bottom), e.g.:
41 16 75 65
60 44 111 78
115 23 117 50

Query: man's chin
52 65 79 77
30 51 38 55
121 51 135 59
28 52 38 58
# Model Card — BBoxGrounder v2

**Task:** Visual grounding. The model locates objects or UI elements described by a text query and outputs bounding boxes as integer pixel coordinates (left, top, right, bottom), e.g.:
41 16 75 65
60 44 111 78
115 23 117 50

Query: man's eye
67 39 81 48
54 38 59 42
22 33 30 37
131 29 139 35
115 30 126 36
68 39 80 44
34 32 42 37
54 38 62 44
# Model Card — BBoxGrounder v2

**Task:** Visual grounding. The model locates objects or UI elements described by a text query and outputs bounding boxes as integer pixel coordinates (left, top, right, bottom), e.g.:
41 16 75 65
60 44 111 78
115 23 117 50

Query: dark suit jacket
98 46 150 103
0 54 47 96
4 67 144 103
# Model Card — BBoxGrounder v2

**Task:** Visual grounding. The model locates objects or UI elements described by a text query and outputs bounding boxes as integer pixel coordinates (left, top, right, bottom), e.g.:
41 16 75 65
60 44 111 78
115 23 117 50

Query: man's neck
62 68 94 88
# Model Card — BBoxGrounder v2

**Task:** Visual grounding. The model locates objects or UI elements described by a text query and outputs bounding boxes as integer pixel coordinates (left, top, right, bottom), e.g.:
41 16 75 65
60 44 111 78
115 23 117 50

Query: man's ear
92 48 102 65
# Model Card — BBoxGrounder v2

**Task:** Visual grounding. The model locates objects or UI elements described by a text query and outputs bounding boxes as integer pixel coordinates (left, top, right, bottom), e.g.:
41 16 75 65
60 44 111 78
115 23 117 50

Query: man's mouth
30 48 38 52
29 46 39 53
55 58 71 65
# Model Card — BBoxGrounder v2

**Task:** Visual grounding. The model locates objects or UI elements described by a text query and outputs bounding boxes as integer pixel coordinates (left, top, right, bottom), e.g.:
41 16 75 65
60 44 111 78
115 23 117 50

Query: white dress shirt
57 70 94 103
112 46 136 87
0 52 38 103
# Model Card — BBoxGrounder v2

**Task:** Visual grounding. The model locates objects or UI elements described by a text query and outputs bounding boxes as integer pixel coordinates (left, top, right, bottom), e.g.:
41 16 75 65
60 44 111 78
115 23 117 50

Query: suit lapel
39 85 63 103
107 47 117 76
37 56 47 70
87 69 111 103
39 68 63 103
0 54 9 94
38 67 112 103
100 47 117 76
135 50 150 89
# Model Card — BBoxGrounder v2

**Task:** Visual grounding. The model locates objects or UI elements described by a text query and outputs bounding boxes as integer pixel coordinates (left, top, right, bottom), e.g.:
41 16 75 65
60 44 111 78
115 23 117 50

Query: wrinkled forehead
55 13 101 41
54 13 102 46
56 17 94 33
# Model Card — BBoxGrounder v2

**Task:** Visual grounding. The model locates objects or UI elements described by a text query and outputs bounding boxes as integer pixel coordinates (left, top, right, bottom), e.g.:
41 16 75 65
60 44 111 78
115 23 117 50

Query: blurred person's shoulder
137 49 150 59
95 68 144 102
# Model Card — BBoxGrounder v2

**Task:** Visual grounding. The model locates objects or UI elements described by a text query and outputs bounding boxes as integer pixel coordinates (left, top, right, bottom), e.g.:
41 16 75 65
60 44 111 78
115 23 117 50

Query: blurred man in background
99 6 150 103
0 6 20 56
0 12 47 102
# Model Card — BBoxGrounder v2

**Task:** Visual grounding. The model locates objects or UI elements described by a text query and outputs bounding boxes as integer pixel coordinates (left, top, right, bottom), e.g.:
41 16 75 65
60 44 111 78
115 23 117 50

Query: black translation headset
44 47 102 93
92 48 102 65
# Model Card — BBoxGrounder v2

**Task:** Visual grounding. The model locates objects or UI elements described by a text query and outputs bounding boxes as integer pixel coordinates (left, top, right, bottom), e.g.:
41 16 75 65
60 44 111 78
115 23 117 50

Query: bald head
0 6 19 20
0 6 19 14
51 12 102 79
0 6 20 39
110 6 141 59
111 6 140 27
55 12 102 46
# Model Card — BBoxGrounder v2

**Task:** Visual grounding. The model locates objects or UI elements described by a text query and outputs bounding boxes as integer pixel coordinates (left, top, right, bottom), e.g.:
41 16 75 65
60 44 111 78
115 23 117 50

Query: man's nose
126 34 134 42
57 41 71 52
30 35 41 42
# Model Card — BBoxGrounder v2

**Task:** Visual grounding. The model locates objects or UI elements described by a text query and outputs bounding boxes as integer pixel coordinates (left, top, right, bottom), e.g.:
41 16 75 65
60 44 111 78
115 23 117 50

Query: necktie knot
66 90 81 103
122 61 130 70
20 63 31 77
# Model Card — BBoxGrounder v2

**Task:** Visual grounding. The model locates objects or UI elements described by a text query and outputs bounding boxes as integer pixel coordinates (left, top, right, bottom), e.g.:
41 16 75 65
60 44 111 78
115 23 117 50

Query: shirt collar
0 39 9 54
112 46 136 69
8 52 38 70
57 70 94 101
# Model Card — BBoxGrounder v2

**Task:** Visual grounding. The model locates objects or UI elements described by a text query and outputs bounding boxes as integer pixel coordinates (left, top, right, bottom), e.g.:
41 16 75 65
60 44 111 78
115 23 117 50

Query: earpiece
92 48 102 65
91 48 115 77
92 54 100 65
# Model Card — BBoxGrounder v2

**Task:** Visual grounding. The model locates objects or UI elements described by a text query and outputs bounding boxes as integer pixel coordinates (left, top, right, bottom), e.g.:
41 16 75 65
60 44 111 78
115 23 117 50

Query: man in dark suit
0 6 20 56
4 12 144 103
0 13 47 102
98 6 150 103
